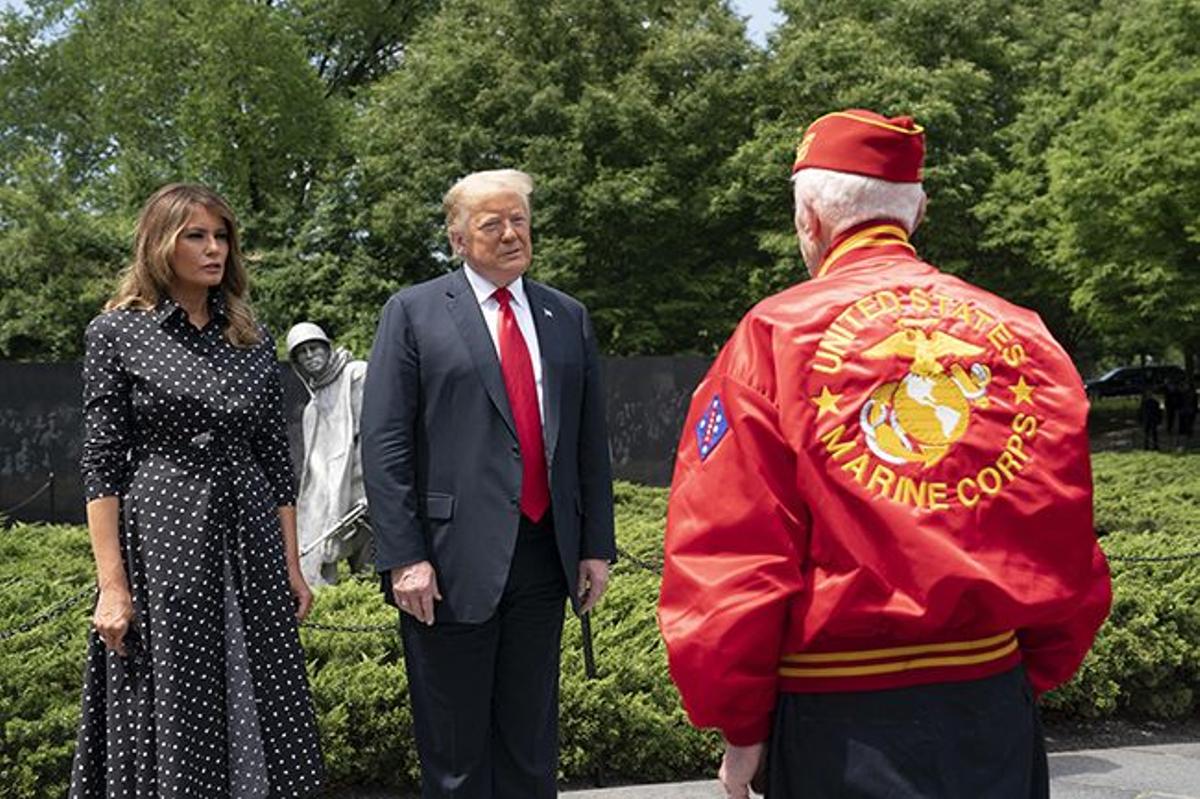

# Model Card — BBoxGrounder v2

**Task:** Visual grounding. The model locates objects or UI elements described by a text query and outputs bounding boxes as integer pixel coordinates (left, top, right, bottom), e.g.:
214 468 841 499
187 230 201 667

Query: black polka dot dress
70 294 325 798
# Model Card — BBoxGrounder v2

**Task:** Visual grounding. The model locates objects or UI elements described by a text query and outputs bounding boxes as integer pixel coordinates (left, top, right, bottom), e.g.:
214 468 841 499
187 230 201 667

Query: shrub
2 457 1199 795
0 483 718 796
1043 452 1200 719
0 526 98 799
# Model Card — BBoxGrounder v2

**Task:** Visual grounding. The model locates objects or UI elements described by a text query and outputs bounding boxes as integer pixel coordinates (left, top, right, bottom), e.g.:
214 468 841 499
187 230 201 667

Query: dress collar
152 289 229 327
815 220 916 279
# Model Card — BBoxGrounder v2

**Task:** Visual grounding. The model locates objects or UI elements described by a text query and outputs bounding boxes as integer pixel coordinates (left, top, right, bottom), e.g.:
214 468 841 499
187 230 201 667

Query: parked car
1085 365 1188 399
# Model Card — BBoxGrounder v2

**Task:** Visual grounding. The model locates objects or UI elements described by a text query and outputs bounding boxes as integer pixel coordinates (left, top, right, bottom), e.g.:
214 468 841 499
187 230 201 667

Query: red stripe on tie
493 287 550 523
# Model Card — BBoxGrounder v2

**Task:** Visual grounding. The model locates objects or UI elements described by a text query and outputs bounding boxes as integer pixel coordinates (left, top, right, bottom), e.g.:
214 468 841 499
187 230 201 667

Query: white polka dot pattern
70 295 325 798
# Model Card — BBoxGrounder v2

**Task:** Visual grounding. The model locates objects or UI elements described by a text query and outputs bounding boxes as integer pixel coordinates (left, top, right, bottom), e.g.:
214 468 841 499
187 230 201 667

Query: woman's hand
276 505 311 621
288 568 314 621
93 585 136 656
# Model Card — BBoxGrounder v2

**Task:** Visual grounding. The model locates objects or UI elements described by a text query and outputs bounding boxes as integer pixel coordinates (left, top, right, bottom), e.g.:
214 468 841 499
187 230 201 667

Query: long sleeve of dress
80 316 132 501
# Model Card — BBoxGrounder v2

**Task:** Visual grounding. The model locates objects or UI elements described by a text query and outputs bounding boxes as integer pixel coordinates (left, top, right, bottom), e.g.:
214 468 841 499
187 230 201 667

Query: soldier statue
287 322 371 587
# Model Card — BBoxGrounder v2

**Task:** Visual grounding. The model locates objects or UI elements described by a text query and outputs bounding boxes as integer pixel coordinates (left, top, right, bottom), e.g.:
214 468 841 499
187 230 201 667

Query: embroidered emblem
858 322 991 467
696 394 729 461
806 287 1043 513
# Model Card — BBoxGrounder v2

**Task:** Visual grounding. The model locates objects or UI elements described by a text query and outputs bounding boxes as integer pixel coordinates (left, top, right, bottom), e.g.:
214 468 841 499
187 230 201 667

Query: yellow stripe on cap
810 111 926 136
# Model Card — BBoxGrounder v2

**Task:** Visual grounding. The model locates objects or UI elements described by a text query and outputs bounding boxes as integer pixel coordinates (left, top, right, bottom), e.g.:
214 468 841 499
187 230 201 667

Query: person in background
1163 377 1181 437
1176 378 1196 446
659 110 1111 799
72 183 323 798
1139 390 1162 450
287 321 371 587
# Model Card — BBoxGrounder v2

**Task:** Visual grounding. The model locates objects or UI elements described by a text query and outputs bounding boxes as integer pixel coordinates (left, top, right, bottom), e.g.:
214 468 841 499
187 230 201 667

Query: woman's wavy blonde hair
105 183 261 347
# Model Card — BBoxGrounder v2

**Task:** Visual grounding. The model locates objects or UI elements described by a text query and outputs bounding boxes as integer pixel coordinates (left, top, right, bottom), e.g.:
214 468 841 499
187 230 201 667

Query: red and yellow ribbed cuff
780 631 1019 681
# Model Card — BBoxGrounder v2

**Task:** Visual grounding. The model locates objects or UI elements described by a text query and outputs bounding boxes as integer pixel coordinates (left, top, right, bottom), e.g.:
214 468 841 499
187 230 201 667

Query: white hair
443 169 534 235
791 168 925 236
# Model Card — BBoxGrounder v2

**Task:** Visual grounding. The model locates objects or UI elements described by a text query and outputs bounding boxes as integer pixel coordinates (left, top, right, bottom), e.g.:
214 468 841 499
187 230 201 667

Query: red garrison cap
792 109 925 183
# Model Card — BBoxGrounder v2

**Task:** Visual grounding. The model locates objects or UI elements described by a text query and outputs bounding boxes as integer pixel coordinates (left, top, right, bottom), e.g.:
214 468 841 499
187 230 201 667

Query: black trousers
400 516 568 798
767 666 1049 798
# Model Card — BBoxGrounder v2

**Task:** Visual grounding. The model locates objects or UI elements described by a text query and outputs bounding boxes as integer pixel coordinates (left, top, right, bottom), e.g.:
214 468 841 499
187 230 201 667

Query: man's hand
577 558 609 615
392 560 442 625
718 741 765 799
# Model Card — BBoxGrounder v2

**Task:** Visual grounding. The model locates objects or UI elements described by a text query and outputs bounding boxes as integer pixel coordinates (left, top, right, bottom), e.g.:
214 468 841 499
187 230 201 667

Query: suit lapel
445 268 517 439
526 280 563 465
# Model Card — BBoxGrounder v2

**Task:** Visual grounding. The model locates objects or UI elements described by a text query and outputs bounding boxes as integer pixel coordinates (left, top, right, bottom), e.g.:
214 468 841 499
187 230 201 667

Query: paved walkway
561 741 1200 798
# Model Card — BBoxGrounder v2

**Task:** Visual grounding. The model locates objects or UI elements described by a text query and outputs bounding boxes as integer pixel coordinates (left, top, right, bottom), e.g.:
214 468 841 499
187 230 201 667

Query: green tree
346 0 759 354
2 0 1192 365
280 0 439 96
983 0 1199 370
2 0 336 225
0 0 343 358
0 150 124 359
722 0 1097 352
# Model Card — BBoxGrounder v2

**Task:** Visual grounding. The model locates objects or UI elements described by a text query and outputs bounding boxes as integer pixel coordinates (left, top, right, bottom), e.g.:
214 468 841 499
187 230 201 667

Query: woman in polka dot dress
70 183 325 798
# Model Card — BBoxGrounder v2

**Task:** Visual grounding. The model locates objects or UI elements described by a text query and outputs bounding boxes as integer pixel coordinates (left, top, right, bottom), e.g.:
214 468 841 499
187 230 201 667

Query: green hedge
1042 452 1200 719
3 455 1199 796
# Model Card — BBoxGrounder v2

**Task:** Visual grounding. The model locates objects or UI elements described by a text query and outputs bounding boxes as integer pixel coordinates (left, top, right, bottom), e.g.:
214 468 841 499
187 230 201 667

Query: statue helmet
286 322 331 358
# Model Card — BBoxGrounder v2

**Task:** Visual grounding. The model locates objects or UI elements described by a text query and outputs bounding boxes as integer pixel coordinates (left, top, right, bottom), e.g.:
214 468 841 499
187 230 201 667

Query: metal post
581 613 597 679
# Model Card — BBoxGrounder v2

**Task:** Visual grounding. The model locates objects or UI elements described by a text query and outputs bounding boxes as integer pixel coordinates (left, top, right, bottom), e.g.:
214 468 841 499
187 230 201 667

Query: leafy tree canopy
979 0 1199 369
0 0 1194 370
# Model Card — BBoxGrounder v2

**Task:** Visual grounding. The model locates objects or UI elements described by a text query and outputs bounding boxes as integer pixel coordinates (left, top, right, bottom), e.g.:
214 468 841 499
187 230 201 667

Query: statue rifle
300 499 369 558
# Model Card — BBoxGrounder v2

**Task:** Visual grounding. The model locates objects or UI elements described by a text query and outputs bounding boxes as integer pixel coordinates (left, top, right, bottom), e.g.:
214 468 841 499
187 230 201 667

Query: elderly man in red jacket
658 110 1112 798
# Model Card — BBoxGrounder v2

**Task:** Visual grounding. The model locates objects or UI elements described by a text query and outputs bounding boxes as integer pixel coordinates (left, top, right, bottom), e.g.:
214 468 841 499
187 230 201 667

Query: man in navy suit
361 169 615 798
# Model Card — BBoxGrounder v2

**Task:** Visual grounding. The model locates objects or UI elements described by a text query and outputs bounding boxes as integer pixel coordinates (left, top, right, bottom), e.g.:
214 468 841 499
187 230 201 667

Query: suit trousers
766 665 1049 798
400 515 568 798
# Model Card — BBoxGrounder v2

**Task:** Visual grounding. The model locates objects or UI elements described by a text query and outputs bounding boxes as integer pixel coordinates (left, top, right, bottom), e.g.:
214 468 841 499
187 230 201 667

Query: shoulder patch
696 394 730 461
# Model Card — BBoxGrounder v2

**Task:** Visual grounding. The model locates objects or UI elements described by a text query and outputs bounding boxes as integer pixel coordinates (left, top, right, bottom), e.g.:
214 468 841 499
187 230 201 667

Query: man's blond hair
443 169 534 236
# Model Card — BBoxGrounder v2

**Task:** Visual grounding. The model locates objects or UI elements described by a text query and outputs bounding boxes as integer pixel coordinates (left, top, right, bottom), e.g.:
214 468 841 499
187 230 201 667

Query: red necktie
493 287 550 522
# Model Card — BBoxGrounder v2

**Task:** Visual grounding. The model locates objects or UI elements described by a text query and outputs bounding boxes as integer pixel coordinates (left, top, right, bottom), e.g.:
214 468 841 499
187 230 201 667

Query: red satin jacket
658 222 1112 746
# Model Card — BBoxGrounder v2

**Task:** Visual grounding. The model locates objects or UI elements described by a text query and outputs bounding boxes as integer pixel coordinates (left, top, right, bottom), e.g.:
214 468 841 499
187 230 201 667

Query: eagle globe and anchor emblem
858 320 992 467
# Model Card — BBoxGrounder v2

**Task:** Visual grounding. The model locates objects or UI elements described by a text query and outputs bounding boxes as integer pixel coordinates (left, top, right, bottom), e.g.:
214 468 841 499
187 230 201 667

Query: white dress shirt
463 263 545 424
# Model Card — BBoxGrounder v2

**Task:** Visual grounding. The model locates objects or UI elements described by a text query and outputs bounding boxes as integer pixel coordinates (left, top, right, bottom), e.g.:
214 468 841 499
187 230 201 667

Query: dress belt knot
136 433 253 464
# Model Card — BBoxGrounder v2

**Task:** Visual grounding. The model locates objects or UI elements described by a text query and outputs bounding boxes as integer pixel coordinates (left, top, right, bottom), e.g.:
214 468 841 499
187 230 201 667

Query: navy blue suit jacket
361 267 616 623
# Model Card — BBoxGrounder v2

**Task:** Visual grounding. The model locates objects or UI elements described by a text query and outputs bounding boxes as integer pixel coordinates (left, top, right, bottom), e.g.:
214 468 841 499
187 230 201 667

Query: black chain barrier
0 475 54 521
4 543 1199 643
0 584 96 643
299 620 396 633
615 545 662 575
613 544 1200 569
1106 550 1200 563
0 585 402 641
